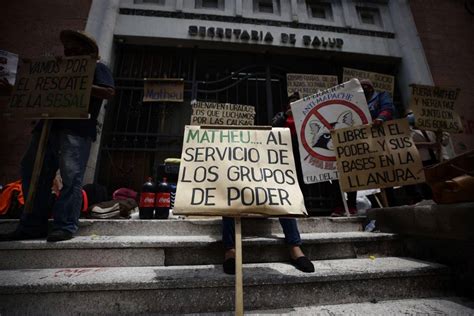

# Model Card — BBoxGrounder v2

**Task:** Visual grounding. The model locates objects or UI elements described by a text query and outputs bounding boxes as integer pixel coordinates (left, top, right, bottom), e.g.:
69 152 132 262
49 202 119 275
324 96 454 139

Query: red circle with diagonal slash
300 99 369 161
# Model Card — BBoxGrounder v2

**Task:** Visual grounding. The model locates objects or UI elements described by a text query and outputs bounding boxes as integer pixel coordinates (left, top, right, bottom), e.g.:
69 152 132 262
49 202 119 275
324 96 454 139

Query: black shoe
0 230 47 242
291 256 315 273
223 257 236 275
47 230 73 242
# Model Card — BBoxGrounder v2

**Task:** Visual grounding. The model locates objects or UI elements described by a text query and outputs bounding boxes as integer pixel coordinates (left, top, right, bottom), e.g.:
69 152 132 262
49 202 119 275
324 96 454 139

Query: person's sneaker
349 207 358 216
0 230 47 242
47 230 73 242
330 206 345 217
223 257 236 275
291 256 315 273
331 206 358 217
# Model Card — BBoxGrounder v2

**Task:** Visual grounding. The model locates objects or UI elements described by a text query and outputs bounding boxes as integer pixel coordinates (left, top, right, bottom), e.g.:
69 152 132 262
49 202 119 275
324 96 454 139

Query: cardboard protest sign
291 78 371 184
191 101 255 126
409 84 462 133
0 50 18 85
286 73 338 98
332 118 425 192
143 78 184 102
173 126 307 217
343 68 394 97
6 55 96 118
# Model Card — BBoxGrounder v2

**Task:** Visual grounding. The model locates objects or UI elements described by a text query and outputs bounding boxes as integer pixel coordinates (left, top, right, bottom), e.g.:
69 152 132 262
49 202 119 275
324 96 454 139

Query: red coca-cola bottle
139 177 156 219
155 177 171 219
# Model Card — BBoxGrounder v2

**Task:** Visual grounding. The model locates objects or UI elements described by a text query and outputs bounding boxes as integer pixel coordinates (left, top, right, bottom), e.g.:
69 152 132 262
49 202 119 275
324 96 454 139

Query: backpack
0 180 24 219
83 183 108 205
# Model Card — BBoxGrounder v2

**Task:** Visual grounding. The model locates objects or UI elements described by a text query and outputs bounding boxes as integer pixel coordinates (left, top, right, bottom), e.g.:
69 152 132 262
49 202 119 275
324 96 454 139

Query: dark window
196 0 222 9
135 0 165 5
307 1 333 20
254 0 280 14
203 0 218 8
356 6 383 27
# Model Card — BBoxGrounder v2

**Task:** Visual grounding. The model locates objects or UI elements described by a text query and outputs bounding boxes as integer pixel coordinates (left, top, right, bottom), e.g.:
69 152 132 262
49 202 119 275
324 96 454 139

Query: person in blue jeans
222 92 314 275
0 30 115 242
222 217 314 274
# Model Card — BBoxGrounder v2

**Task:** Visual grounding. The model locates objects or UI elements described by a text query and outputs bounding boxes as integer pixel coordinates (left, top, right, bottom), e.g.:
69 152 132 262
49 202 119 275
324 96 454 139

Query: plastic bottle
139 177 156 219
155 177 171 219
169 182 177 209
364 220 376 232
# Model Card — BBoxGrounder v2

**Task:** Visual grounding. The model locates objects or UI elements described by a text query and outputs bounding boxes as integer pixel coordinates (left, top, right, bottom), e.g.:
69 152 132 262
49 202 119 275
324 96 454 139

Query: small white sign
0 50 19 85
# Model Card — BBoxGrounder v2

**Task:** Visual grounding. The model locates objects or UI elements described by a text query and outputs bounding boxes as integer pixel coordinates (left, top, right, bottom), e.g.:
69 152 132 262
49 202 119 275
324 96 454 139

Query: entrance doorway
97 44 400 214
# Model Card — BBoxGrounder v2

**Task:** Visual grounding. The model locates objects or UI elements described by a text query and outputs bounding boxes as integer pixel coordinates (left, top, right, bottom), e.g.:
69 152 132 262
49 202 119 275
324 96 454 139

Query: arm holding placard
363 80 396 207
373 91 394 125
91 83 115 100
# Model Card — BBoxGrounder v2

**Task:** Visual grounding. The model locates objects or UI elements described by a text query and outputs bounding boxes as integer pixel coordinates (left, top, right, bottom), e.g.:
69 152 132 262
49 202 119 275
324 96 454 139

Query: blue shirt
367 91 394 122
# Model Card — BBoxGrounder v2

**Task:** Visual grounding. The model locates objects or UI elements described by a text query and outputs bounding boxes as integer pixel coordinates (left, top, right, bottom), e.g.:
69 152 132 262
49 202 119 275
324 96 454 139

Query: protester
404 113 449 204
331 79 395 216
221 92 314 275
0 30 115 242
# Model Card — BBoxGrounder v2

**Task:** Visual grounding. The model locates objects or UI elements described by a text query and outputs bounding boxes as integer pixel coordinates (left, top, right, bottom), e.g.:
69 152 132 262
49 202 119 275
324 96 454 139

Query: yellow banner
343 67 394 97
332 119 425 192
7 55 96 119
191 101 255 126
143 79 184 102
409 84 462 133
286 73 338 98
174 126 307 217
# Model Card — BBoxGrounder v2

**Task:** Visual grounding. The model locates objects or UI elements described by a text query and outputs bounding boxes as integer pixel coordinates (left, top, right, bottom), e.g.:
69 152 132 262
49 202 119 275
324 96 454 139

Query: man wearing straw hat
0 30 115 242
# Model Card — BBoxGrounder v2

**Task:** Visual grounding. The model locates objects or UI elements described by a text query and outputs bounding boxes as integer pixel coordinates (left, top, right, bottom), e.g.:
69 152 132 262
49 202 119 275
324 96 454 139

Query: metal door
97 44 338 214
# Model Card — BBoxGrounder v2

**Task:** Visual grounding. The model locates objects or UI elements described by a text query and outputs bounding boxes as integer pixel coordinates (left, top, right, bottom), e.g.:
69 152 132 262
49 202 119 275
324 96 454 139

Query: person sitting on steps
221 91 315 275
222 217 315 274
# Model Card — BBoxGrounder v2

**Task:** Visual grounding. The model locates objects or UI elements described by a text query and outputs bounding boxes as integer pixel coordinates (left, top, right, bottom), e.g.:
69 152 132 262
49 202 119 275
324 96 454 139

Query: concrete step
222 297 474 315
0 257 452 315
0 232 402 269
0 216 364 237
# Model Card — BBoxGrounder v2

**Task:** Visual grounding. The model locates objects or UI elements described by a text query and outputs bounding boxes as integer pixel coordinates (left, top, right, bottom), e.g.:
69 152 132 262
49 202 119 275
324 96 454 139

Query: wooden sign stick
338 182 350 217
24 120 52 214
379 189 389 208
235 217 244 316
435 130 444 162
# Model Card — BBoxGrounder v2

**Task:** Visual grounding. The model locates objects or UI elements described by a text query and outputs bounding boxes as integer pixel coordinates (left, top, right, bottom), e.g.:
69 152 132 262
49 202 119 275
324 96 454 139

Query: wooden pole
435 130 444 162
235 217 244 316
24 120 52 214
160 104 166 133
379 189 389 208
338 182 350 217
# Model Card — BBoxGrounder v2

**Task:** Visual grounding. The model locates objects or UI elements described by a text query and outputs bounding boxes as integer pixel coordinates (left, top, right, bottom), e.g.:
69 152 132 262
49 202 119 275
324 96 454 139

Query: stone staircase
0 217 456 315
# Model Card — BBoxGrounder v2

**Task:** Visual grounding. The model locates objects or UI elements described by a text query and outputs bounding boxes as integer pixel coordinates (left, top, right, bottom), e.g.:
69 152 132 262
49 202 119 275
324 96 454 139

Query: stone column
290 0 298 22
83 0 120 184
235 0 242 16
389 0 434 105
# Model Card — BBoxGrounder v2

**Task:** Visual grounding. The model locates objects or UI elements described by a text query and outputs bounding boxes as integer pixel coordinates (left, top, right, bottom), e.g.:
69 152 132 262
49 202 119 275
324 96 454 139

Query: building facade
409 0 474 154
1 0 472 211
